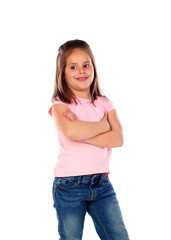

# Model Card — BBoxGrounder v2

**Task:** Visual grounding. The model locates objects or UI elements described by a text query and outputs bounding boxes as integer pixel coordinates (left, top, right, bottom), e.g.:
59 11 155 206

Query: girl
48 39 130 240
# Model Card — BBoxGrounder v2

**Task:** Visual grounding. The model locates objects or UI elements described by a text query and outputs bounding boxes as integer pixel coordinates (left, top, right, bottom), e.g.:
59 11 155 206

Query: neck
72 90 91 99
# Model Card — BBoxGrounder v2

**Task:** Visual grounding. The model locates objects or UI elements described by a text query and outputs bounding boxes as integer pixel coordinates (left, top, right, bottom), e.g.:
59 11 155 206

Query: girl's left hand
63 109 77 121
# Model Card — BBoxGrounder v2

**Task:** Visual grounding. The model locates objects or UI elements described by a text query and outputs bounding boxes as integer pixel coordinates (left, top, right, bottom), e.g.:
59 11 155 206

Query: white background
0 0 171 239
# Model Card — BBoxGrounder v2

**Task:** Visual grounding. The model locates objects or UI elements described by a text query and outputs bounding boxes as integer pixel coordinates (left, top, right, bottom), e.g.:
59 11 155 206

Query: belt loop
76 176 81 185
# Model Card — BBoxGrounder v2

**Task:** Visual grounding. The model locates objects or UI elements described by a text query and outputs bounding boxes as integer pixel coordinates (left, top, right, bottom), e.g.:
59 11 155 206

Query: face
64 48 94 98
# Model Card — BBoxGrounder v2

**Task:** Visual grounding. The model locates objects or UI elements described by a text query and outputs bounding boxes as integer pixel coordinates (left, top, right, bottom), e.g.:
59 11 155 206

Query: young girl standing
48 39 130 240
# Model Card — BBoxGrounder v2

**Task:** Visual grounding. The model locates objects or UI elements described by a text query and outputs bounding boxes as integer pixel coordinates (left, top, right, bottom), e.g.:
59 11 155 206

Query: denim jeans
52 173 130 240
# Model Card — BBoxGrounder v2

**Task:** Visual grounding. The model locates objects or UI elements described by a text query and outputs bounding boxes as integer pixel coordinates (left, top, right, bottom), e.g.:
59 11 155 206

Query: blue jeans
52 173 130 240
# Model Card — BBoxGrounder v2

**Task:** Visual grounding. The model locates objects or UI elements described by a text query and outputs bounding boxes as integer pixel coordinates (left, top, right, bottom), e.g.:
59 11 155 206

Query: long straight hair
52 39 104 104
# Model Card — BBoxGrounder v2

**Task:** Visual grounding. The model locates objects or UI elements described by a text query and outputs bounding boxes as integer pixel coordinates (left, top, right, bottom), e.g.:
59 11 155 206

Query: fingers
63 112 71 118
63 113 72 121
63 109 72 117
63 110 77 121
103 112 108 119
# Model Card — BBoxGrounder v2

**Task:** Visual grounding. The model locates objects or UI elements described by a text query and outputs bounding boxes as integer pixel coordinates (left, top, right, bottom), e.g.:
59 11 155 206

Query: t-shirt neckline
75 96 92 103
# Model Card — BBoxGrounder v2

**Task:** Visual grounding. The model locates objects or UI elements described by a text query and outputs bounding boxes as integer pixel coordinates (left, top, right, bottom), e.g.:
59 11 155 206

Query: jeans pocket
54 177 76 189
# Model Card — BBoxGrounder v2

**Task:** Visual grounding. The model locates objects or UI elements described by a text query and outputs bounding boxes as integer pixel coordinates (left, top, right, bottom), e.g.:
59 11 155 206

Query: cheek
64 70 73 81
89 67 94 79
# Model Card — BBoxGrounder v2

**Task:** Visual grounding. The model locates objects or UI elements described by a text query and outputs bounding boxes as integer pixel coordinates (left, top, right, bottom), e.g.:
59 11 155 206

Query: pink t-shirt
48 96 115 177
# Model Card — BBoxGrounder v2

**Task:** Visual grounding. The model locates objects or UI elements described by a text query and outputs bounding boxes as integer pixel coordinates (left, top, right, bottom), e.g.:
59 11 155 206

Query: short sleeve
103 97 115 113
48 100 69 117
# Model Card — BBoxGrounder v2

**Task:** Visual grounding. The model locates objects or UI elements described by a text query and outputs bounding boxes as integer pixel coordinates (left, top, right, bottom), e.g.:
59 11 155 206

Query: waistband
55 173 108 184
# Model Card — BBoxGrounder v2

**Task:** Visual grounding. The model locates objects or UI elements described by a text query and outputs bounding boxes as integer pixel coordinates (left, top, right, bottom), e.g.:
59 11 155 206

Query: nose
79 66 85 74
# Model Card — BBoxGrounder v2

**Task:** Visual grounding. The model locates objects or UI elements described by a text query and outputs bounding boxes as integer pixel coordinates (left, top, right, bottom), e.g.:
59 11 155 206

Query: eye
83 64 90 68
70 65 77 69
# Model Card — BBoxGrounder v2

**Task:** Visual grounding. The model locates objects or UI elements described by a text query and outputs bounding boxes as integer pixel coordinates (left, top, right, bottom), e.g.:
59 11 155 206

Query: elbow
64 128 74 140
111 131 124 148
118 133 124 147
62 122 82 140
64 128 80 141
113 138 123 148
117 137 124 147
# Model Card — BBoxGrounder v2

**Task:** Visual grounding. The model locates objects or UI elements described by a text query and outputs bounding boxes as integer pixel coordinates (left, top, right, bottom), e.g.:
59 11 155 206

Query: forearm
84 130 123 148
66 120 110 141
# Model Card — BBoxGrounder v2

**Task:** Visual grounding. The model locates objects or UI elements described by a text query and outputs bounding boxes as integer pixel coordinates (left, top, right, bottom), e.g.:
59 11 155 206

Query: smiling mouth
75 77 88 81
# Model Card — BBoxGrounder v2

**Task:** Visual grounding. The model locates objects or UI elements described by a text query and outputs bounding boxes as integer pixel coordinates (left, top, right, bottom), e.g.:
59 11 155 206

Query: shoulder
96 96 114 106
52 98 69 107
48 98 70 117
96 96 115 113
96 96 111 103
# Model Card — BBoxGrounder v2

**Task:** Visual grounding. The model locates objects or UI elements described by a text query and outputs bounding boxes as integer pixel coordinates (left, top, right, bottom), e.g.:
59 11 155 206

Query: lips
75 77 88 81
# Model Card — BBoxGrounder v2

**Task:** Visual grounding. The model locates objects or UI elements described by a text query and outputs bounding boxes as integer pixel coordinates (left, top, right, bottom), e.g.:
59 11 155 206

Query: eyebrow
68 61 91 66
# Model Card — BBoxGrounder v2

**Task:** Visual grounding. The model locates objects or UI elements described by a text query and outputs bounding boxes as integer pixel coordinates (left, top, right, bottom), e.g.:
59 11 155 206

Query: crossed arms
52 104 123 148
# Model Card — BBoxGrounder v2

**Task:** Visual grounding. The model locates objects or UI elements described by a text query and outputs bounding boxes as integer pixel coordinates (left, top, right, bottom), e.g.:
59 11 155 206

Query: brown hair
51 39 104 104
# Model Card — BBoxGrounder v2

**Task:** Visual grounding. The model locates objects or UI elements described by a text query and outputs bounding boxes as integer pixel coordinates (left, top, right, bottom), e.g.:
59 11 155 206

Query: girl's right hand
102 113 111 131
